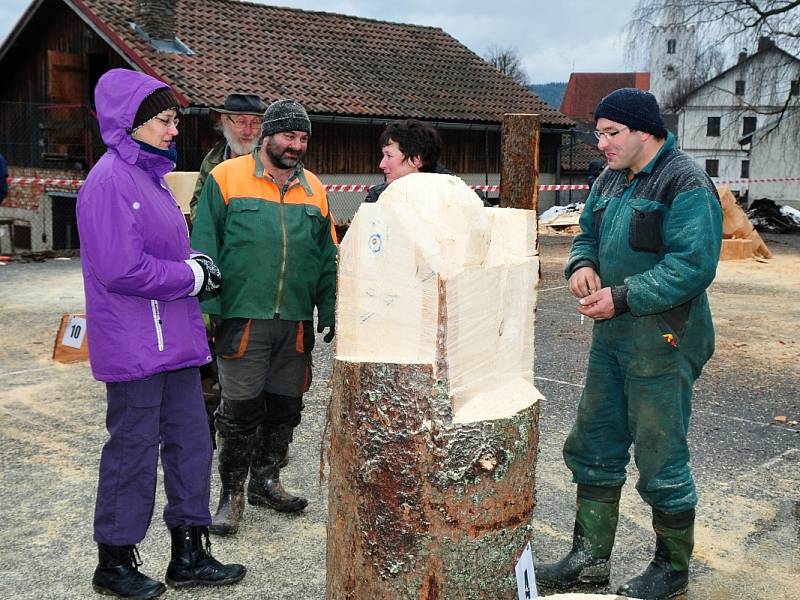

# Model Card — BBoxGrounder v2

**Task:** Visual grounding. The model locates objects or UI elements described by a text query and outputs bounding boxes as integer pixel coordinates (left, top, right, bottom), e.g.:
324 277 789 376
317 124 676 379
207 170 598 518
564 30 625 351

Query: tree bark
326 360 540 600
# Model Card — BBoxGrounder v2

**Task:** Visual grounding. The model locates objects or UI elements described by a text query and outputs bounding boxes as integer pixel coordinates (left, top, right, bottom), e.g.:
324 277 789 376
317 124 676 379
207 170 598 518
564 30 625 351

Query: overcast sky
0 0 642 83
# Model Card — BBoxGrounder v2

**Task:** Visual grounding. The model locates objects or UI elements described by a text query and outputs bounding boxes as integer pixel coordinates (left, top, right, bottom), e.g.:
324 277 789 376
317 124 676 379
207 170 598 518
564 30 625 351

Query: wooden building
0 0 572 251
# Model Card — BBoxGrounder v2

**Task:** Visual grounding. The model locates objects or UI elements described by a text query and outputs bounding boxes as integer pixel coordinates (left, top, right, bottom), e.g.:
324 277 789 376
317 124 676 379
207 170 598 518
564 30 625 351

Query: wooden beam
500 114 540 211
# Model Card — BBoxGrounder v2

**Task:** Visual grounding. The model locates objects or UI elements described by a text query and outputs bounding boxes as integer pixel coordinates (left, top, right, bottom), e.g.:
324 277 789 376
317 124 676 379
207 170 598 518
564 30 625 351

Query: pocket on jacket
216 318 252 359
230 198 262 212
304 204 324 222
591 196 609 241
629 208 664 253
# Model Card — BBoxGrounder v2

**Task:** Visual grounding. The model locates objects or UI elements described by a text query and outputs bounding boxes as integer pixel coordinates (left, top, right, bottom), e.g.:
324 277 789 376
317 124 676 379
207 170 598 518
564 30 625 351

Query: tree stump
326 173 542 599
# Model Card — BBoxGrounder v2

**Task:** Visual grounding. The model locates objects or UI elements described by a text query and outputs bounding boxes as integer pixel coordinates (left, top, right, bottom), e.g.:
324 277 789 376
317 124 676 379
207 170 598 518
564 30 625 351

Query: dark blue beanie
594 88 667 138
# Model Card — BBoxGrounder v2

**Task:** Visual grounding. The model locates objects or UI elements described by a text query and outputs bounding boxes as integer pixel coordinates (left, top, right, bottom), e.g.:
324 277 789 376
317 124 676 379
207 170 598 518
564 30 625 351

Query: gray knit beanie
261 99 311 137
594 88 667 138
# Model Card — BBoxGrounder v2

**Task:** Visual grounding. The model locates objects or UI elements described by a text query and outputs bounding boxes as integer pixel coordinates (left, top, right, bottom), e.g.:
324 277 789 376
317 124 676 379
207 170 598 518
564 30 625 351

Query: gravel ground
0 233 797 599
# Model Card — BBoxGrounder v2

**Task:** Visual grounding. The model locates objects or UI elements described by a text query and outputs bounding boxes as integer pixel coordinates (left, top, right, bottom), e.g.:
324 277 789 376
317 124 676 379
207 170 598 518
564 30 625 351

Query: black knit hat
131 87 180 131
594 88 667 138
261 99 311 137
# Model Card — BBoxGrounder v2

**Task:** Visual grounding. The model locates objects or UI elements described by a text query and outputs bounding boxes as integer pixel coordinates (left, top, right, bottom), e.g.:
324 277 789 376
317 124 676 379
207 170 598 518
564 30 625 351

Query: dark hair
378 119 441 172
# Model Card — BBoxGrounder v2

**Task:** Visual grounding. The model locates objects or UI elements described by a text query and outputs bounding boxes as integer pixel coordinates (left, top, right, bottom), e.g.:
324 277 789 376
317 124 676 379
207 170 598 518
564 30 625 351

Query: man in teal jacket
536 89 722 600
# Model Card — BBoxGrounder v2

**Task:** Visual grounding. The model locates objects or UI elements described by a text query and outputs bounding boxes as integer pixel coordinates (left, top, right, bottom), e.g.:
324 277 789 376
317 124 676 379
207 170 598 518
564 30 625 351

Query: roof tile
79 0 572 125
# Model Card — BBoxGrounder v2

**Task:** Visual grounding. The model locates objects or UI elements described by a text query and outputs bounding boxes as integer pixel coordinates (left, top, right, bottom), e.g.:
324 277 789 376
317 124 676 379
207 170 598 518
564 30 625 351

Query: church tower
649 1 698 111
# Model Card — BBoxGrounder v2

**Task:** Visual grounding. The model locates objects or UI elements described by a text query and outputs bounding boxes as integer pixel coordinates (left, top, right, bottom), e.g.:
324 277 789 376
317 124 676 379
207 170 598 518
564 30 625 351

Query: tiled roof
77 0 572 126
560 72 649 123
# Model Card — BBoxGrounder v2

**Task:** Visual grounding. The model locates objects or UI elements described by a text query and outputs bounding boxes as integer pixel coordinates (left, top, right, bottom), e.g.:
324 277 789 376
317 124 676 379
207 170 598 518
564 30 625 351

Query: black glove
188 253 222 296
317 322 335 343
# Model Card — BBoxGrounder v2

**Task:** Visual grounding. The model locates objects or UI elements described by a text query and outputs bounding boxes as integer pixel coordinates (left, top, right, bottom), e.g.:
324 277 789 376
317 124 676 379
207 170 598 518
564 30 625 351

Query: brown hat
131 87 180 131
213 93 267 115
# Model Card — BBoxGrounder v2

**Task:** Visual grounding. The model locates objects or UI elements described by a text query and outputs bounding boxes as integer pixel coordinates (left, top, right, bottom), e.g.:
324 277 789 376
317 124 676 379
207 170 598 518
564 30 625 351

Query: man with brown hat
191 99 337 536
189 92 267 221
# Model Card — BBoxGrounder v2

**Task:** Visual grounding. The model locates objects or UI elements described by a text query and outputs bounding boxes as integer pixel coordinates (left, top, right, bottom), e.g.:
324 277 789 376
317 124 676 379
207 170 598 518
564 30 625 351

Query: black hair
378 119 441 172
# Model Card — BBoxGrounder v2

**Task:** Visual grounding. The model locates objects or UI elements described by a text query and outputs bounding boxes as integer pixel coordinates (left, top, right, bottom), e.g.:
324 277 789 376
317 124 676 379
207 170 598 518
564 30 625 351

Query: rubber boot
535 484 621 589
210 434 254 536
617 508 694 599
92 543 166 599
247 423 307 512
164 526 246 588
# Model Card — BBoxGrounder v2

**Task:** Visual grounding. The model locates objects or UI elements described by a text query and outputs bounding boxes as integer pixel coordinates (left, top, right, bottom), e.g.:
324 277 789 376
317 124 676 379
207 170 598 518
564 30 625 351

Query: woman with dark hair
364 118 444 203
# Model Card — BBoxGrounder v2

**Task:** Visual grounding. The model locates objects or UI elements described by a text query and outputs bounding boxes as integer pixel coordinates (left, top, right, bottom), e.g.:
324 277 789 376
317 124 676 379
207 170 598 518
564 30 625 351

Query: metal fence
0 102 106 170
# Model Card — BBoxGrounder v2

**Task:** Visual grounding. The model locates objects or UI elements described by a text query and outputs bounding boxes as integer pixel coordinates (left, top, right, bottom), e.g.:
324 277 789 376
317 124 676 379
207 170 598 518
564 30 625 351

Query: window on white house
741 160 749 178
667 39 676 54
735 80 745 95
791 80 800 96
705 159 719 177
742 117 757 136
707 117 721 137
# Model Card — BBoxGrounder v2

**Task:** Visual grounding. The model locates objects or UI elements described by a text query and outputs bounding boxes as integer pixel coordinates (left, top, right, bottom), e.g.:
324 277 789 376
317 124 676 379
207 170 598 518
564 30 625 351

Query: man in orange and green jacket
191 99 337 536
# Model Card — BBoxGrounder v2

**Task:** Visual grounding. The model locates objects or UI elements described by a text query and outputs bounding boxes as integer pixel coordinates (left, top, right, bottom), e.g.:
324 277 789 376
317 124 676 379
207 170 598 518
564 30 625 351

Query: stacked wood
717 186 771 260
327 173 542 600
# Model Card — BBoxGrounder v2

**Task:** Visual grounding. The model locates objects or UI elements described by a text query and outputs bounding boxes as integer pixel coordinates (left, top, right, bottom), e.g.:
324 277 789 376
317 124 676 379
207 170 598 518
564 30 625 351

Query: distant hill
530 82 567 110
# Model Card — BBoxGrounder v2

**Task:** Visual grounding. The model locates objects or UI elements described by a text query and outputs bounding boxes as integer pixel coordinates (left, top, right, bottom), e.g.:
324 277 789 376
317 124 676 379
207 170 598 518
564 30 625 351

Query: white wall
677 48 800 198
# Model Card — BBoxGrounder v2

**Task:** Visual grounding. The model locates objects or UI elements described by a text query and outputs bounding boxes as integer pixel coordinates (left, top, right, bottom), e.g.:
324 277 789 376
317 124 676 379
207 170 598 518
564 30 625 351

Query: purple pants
93 368 212 545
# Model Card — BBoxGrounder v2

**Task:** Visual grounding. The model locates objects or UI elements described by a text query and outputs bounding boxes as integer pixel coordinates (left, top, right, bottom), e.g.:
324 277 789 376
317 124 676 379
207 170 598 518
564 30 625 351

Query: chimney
757 36 774 52
737 49 748 63
136 0 176 41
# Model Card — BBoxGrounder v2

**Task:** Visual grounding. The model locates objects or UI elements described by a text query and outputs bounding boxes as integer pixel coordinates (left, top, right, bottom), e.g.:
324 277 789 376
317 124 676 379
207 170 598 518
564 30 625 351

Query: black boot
617 508 694 599
92 543 166 599
536 485 621 590
165 526 246 588
210 434 254 536
247 423 307 512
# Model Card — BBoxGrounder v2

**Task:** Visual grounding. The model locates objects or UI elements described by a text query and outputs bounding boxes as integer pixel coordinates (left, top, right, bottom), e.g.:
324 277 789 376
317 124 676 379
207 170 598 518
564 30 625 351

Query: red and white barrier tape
8 176 800 192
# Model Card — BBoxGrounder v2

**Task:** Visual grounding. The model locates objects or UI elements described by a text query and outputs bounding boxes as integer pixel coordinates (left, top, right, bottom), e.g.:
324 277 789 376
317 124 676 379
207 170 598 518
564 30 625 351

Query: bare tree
627 1 800 187
628 1 800 125
483 45 529 86
627 1 799 56
627 0 799 110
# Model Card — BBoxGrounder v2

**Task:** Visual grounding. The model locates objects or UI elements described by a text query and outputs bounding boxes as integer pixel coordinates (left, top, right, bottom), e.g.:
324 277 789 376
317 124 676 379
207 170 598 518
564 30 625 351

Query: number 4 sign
62 315 87 349
515 541 538 600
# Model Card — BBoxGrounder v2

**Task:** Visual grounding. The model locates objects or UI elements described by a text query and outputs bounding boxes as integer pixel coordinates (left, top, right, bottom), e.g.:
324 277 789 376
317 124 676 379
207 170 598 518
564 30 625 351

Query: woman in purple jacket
77 68 245 598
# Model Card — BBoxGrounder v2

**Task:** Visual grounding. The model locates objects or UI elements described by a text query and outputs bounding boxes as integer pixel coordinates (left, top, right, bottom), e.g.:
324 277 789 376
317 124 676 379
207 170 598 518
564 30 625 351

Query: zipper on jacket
274 181 291 314
150 299 164 351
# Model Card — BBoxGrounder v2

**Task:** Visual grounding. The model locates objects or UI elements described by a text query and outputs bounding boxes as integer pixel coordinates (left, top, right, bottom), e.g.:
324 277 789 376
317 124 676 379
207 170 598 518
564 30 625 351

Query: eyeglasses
593 126 629 141
153 115 180 128
226 115 263 130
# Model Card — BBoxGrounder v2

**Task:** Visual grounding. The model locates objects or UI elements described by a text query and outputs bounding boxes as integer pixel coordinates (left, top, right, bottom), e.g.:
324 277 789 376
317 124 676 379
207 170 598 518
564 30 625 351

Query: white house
676 37 800 204
745 108 800 208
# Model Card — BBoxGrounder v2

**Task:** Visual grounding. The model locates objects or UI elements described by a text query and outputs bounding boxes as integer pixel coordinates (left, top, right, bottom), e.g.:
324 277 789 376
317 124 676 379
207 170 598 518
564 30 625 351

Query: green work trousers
563 306 713 514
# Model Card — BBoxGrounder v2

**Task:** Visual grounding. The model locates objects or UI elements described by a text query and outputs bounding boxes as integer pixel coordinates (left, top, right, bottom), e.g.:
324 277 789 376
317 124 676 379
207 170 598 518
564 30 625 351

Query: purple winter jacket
77 69 211 382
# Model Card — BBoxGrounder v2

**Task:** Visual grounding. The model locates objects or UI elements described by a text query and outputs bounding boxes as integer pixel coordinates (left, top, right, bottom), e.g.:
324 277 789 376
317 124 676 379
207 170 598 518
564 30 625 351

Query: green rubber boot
617 508 694 599
536 485 621 589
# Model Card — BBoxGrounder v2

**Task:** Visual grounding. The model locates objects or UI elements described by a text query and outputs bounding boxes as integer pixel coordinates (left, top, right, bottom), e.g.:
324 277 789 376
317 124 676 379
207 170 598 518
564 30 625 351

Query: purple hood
96 68 177 167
